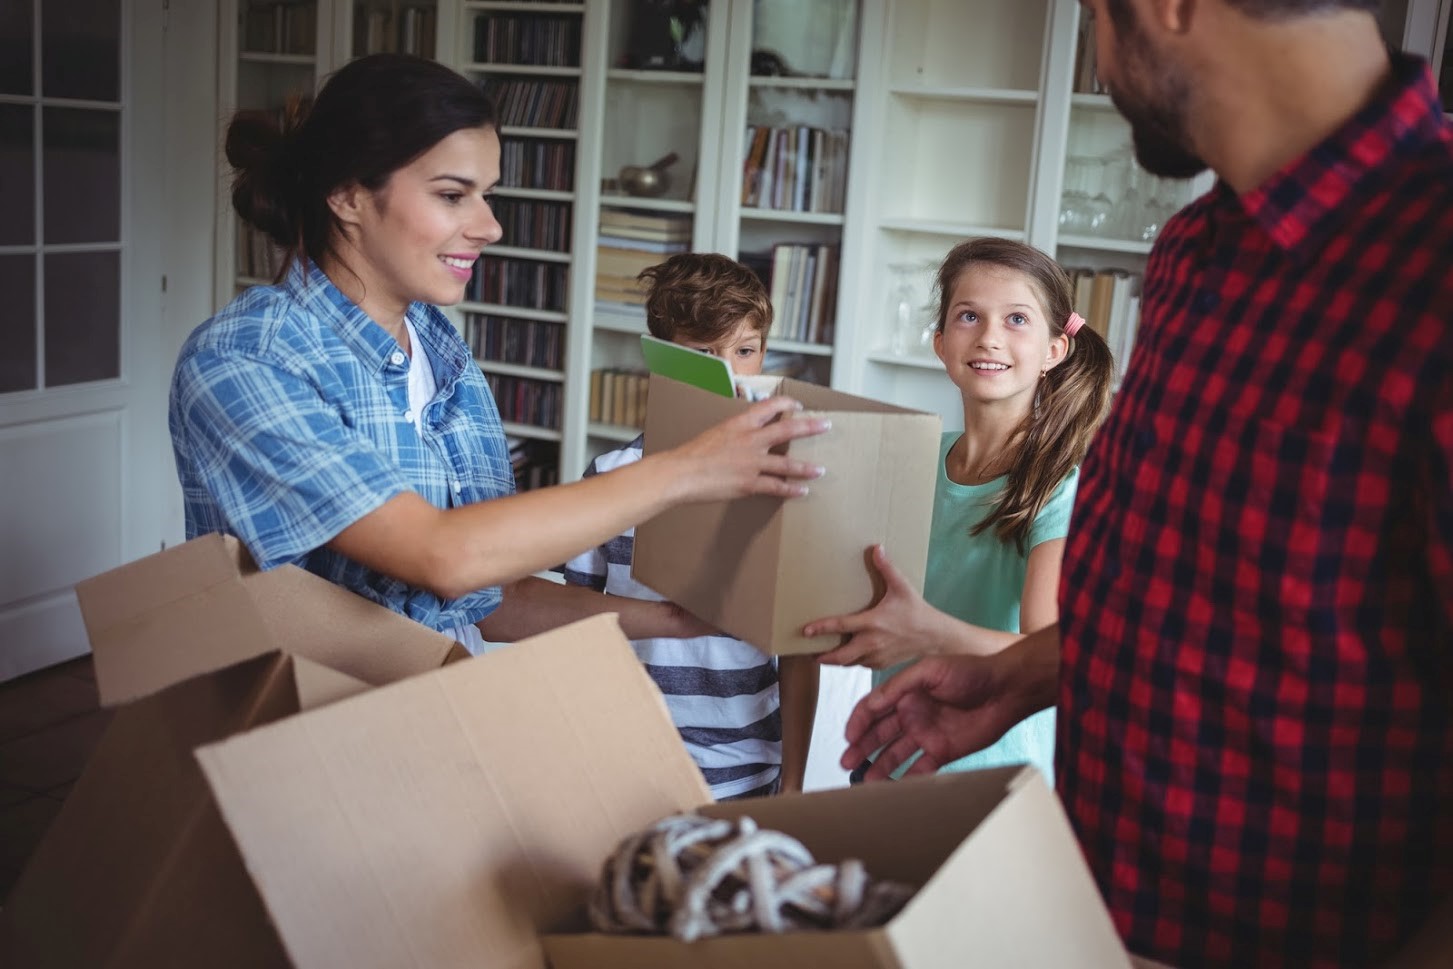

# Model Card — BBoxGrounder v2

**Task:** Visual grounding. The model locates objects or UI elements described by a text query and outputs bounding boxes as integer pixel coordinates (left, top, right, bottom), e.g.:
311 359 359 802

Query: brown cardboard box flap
0 652 363 968
196 614 709 969
75 533 460 706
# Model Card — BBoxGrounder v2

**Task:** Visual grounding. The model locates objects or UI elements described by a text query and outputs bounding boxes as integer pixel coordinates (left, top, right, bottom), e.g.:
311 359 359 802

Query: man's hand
842 626 1061 781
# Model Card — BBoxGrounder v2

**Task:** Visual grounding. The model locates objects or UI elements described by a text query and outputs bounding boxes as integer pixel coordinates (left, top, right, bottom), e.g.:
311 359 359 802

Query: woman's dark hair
934 238 1115 551
225 54 498 279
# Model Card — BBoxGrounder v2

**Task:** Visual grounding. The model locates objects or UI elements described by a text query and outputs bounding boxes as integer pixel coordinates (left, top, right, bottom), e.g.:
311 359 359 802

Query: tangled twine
588 814 916 942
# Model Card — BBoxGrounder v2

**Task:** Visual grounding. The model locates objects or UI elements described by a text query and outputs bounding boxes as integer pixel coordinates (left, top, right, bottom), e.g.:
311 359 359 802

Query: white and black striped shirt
561 437 781 800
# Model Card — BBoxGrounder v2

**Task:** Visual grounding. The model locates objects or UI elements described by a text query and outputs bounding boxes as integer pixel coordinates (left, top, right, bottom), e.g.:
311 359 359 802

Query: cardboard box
0 534 465 968
0 651 371 968
632 373 941 655
63 613 1124 969
75 532 466 706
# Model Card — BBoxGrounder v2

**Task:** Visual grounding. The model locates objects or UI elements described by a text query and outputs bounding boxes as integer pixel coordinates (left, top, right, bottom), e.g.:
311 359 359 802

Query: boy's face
673 316 766 376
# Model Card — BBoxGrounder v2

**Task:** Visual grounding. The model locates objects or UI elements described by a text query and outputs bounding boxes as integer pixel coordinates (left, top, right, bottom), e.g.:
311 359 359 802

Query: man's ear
327 182 367 229
1148 0 1196 34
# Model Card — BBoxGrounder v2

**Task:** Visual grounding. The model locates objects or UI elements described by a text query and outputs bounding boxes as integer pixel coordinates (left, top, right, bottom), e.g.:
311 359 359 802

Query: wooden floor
0 656 110 902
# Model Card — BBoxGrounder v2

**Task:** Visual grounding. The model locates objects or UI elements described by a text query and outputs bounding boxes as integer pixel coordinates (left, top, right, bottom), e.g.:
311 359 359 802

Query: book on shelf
242 1 318 55
355 3 437 58
762 243 838 345
741 124 849 213
1069 268 1142 374
596 234 690 255
596 245 678 277
588 369 649 429
599 208 692 234
473 13 582 68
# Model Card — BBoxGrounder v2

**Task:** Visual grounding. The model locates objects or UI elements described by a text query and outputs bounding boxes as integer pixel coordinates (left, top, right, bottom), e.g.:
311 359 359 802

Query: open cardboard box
120 613 1130 969
633 373 941 656
0 534 464 968
73 532 466 706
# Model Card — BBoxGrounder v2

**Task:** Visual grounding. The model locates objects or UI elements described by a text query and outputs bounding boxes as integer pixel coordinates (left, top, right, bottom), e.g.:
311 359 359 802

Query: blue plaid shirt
170 259 515 631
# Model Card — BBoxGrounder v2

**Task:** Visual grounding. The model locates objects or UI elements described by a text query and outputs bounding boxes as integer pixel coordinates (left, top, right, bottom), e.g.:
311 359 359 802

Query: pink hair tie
1064 311 1086 337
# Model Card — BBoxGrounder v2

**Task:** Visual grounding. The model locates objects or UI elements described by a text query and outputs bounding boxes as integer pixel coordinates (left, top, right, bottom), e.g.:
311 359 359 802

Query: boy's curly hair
638 253 773 344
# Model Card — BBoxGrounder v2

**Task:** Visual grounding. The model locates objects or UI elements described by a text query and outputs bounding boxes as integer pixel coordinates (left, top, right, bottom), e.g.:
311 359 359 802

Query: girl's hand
804 545 947 670
659 397 829 503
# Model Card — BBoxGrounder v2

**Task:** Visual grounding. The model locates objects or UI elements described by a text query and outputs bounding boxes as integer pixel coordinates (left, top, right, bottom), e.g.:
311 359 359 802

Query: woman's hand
804 545 950 669
658 396 829 503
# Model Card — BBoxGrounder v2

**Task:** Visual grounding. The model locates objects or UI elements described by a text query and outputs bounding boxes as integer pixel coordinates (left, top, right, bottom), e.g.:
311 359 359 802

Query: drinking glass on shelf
886 262 919 356
1059 156 1092 235
1082 156 1114 236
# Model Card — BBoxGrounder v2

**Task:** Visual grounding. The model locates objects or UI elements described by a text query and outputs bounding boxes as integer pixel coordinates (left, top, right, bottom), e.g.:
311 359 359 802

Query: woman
170 54 827 651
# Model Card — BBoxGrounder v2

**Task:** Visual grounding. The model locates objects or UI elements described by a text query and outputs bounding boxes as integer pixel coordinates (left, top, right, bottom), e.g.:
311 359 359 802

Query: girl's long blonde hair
935 238 1115 550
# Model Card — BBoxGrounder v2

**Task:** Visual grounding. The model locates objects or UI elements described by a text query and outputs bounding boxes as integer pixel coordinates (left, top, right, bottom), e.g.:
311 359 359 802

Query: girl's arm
1018 538 1066 635
329 397 828 600
776 655 820 794
806 545 1021 669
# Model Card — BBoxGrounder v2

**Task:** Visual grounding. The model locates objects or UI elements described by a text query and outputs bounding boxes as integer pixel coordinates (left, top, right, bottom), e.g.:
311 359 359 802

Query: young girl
171 54 827 651
804 237 1113 780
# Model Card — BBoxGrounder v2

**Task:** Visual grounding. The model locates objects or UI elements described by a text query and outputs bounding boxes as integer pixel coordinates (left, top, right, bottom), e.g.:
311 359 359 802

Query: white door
0 0 171 681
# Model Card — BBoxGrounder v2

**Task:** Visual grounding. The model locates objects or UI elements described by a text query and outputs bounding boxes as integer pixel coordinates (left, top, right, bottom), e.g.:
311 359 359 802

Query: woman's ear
327 182 367 228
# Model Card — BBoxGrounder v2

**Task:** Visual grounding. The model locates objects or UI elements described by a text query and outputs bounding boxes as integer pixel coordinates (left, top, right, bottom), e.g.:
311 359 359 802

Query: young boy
562 253 819 799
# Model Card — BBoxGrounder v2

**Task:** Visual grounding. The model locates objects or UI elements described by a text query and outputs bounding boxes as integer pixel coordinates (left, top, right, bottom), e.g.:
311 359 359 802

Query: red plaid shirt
1058 54 1453 969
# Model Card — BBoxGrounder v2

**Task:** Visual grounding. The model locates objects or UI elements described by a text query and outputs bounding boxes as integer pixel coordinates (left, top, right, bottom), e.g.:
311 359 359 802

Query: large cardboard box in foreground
633 373 942 655
177 614 1128 969
0 534 463 968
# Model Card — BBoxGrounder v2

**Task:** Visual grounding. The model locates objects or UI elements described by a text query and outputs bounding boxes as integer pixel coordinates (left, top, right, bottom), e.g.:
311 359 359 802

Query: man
841 1 1453 966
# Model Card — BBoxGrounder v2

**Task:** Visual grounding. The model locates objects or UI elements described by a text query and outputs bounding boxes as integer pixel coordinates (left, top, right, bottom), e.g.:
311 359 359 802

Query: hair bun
224 110 301 252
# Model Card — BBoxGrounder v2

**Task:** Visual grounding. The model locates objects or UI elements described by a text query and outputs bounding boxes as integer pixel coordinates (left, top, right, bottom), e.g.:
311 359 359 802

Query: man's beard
1109 21 1208 179
1113 87 1208 179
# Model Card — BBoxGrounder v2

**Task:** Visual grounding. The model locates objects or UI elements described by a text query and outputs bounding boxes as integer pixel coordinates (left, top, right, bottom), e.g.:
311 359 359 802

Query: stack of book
741 125 850 214
588 369 649 429
354 3 436 58
760 243 838 345
594 208 691 308
1068 268 1142 382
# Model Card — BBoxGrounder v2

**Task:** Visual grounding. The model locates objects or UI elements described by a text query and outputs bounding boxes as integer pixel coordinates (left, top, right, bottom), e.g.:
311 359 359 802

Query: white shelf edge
748 76 855 91
499 125 579 140
238 51 316 65
494 187 574 201
465 2 585 14
1056 234 1154 255
607 69 704 85
587 422 642 442
768 339 833 358
467 63 583 77
486 244 572 263
889 85 1038 105
1070 93 1115 110
501 421 563 442
474 359 565 382
879 219 1026 240
598 195 695 213
865 350 943 371
740 207 845 226
592 305 647 334
236 275 271 287
458 302 568 323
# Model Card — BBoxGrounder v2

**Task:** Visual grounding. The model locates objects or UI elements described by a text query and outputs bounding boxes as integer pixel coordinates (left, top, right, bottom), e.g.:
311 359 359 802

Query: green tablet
640 334 737 399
